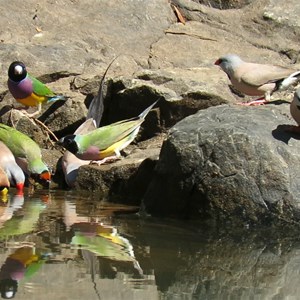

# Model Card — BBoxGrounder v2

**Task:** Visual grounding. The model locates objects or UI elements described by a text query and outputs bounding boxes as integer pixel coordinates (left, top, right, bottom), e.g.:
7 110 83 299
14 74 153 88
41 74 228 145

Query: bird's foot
11 108 39 118
238 99 267 106
90 155 121 166
23 110 40 118
9 108 36 127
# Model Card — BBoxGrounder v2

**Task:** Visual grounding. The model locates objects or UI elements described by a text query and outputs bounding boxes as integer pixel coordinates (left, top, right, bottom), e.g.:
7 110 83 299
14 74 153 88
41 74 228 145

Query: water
0 190 300 299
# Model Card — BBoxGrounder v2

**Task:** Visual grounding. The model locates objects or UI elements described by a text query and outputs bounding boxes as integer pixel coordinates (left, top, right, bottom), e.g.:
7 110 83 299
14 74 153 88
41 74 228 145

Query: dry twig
165 29 218 42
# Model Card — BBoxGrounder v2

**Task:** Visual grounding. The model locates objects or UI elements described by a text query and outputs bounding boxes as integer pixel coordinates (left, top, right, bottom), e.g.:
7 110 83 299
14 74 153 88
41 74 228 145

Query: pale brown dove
215 54 300 105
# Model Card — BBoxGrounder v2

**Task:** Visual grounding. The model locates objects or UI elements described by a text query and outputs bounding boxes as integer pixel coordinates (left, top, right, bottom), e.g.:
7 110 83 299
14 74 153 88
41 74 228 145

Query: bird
62 119 97 187
0 246 42 299
71 223 143 273
63 201 143 274
0 124 51 186
59 100 158 161
0 141 25 192
214 54 300 105
7 61 66 117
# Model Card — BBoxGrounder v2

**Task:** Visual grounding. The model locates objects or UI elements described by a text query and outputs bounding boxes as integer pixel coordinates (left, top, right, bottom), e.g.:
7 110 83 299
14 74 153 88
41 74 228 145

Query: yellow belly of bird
99 136 134 159
17 93 45 107
99 145 118 159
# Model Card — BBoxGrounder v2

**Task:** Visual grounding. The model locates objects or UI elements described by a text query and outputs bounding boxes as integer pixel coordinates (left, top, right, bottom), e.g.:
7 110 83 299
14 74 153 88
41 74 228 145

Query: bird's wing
0 124 39 161
81 117 143 152
78 100 158 152
74 118 97 135
241 63 295 86
28 74 56 97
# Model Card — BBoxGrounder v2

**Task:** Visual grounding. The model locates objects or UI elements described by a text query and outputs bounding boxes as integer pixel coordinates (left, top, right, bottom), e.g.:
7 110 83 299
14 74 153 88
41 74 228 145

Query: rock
101 69 229 131
1 0 299 141
75 136 163 205
194 0 253 9
263 0 300 28
0 0 175 79
143 103 300 226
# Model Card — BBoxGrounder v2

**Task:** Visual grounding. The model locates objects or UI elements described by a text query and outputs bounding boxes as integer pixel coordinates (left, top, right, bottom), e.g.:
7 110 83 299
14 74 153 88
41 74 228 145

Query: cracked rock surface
1 0 300 224
143 104 300 225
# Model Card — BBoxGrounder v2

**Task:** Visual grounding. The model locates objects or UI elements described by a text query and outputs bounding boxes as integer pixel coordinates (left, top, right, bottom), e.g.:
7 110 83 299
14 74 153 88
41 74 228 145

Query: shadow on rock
272 124 300 144
38 99 69 123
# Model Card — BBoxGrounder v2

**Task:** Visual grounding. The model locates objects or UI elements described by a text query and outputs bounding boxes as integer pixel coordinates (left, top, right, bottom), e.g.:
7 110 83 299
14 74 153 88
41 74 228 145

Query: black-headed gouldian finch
0 141 25 192
0 124 51 186
59 100 158 161
7 61 66 117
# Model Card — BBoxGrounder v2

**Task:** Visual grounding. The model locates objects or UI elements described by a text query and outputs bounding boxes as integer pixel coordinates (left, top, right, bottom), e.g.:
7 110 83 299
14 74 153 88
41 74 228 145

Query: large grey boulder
143 103 300 226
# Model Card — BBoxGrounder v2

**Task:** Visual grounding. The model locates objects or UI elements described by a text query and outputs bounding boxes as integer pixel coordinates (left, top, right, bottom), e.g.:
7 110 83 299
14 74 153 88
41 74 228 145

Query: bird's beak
40 170 51 182
214 59 221 65
16 182 24 193
57 138 64 146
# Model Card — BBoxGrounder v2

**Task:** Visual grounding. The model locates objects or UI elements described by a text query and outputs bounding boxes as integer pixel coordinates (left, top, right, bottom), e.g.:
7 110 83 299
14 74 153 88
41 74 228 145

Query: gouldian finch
59 100 158 161
0 141 25 191
71 222 143 273
7 61 66 116
0 245 49 299
215 54 300 105
0 124 50 185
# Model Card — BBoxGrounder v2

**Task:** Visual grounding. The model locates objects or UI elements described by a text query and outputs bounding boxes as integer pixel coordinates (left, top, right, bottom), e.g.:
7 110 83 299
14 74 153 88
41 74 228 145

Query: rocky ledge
1 0 300 226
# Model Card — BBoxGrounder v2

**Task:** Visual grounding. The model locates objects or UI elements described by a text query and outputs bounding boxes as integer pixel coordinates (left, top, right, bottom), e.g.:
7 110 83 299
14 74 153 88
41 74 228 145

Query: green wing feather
28 73 56 97
0 124 40 159
78 117 143 152
78 100 158 152
0 200 46 240
0 124 47 174
71 233 136 262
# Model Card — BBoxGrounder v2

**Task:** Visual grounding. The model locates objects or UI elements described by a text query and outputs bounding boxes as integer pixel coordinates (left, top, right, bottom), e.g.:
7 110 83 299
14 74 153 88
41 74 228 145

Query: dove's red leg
238 96 267 106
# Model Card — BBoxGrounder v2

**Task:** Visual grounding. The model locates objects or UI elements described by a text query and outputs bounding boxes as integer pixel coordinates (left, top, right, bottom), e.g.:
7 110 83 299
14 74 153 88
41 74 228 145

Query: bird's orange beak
40 170 51 182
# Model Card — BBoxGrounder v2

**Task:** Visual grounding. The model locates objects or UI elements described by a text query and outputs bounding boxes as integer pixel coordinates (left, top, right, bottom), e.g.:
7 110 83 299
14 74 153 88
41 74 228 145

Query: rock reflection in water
0 191 299 299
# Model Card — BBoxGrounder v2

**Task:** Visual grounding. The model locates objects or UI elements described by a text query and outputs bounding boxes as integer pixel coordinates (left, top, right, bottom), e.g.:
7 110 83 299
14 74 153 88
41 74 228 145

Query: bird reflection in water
0 245 49 299
0 193 144 298
64 201 143 277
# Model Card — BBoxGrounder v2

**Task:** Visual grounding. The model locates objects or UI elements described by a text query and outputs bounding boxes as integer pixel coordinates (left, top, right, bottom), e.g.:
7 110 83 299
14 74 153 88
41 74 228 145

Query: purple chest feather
77 145 100 160
8 77 33 99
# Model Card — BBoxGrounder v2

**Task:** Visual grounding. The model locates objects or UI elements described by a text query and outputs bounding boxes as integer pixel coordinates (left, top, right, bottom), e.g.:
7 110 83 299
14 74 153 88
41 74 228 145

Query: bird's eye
65 138 73 145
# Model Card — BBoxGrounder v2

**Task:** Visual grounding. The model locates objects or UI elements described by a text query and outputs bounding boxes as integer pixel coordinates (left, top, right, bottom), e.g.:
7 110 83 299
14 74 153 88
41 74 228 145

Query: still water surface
0 189 299 299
